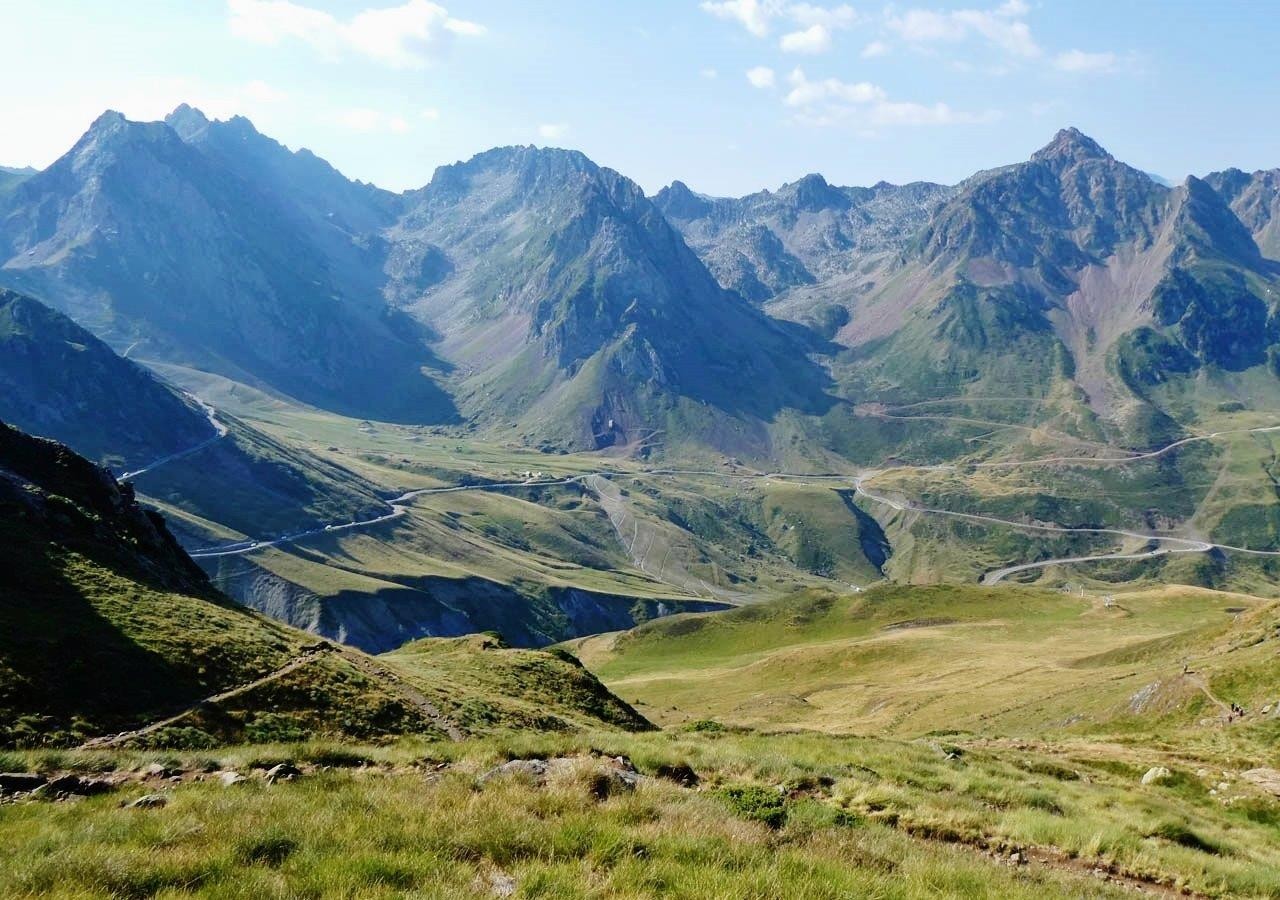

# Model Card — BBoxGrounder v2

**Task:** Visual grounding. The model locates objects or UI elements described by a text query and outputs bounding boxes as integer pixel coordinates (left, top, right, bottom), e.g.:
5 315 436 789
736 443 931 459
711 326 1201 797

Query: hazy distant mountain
654 175 953 305
388 145 835 453
834 128 1280 441
0 287 388 541
165 104 402 304
0 287 213 471
0 166 36 196
0 110 454 424
5 108 1277 459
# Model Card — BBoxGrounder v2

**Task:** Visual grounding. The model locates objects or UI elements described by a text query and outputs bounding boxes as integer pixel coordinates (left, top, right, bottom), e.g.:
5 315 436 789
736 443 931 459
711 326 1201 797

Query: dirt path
1184 672 1233 721
79 652 324 750
337 651 466 741
77 645 467 748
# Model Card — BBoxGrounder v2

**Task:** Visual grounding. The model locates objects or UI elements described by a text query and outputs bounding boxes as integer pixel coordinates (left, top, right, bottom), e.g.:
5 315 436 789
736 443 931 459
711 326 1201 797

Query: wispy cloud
886 0 1039 58
703 1 858 53
860 40 890 59
700 0 777 37
227 0 484 69
746 65 777 88
1052 49 1118 73
787 3 859 29
538 122 569 140
780 24 832 54
784 68 884 106
782 67 999 128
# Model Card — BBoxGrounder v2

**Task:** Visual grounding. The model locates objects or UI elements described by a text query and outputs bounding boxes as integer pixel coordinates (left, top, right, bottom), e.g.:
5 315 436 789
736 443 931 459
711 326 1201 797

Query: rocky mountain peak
779 172 851 212
57 110 183 178
86 109 128 135
652 180 713 221
1031 127 1113 168
164 103 211 140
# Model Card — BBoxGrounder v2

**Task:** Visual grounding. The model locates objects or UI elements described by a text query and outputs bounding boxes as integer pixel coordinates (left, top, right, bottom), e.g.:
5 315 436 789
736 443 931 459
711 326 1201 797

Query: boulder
1242 768 1280 796
265 763 302 784
0 773 47 795
47 775 114 796
1141 766 1173 785
126 794 168 809
479 759 551 784
218 771 247 787
588 769 640 801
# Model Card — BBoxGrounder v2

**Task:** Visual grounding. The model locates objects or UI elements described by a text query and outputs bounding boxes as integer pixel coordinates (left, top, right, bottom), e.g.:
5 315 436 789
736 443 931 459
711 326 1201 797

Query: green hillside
0 423 651 748
573 583 1280 748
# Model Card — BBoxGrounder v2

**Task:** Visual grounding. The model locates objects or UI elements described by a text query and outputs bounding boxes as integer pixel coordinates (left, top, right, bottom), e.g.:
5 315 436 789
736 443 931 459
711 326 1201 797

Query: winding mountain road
119 395 229 480
136 396 1280 583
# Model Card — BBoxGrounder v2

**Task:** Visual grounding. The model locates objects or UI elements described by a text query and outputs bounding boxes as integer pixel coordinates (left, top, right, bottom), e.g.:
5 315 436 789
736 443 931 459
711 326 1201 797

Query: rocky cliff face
654 174 952 303
0 421 210 593
1206 167 1280 261
205 553 728 652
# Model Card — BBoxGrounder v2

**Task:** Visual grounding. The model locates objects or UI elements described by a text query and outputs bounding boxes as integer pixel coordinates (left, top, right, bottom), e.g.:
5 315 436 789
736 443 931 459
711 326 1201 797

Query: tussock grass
6 729 1280 897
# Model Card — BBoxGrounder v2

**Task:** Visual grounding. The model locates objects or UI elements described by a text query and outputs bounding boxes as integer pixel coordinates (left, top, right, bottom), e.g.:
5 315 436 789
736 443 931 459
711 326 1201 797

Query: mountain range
2 109 1279 464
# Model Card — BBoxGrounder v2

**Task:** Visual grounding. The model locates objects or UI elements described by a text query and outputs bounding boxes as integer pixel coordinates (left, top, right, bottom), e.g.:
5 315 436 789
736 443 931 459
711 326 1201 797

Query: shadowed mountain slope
0 110 454 424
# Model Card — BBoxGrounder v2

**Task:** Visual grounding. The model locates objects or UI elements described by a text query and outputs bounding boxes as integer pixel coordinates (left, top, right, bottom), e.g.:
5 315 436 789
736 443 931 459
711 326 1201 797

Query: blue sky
5 1 1277 195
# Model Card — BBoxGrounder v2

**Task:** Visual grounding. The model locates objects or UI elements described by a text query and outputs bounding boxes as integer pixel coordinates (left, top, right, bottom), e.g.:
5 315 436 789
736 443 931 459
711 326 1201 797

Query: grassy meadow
8 727 1280 899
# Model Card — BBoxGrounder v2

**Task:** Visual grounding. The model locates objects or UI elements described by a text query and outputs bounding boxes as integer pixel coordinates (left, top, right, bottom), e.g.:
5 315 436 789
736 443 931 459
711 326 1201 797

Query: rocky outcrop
205 554 727 652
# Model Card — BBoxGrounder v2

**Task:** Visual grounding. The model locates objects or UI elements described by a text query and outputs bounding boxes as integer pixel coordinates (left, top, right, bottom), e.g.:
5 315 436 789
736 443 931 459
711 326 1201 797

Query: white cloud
780 24 832 54
886 0 1040 58
700 0 779 37
702 0 857 41
746 66 777 88
228 0 338 50
787 3 859 28
227 0 484 69
335 107 413 132
860 39 890 58
1053 49 1117 73
785 68 884 106
701 67 720 79
421 107 441 120
780 67 997 128
538 123 568 140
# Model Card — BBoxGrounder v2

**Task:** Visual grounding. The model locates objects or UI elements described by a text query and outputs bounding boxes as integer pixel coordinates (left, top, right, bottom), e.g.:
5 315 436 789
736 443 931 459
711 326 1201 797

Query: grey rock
126 794 168 809
47 775 114 796
0 773 47 795
264 763 302 784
